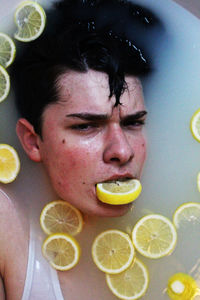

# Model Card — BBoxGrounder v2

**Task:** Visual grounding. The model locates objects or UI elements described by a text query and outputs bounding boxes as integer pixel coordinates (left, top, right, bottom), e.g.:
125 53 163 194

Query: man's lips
96 174 134 184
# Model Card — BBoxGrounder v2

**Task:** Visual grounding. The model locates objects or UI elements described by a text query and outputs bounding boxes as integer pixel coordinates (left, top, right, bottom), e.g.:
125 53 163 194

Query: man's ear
16 118 42 162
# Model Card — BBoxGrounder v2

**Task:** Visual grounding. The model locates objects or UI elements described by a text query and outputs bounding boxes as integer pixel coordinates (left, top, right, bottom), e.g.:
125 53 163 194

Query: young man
0 0 162 298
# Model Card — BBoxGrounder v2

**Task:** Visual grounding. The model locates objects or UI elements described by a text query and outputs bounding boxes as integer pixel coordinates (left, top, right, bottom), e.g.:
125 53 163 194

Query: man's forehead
55 70 144 113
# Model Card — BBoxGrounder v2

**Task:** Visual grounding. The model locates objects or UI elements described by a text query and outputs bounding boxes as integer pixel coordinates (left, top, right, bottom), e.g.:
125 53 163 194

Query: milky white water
1 0 200 299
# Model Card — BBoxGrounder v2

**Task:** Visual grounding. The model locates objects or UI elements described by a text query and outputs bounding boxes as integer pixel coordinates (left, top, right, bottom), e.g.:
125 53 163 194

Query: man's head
11 0 161 216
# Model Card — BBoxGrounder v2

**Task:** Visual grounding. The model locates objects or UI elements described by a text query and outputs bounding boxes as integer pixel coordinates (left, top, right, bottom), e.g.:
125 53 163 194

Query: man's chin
84 199 132 218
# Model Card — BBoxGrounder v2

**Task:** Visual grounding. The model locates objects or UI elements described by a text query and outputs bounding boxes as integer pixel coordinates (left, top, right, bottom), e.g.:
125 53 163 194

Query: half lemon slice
190 108 200 142
42 233 81 271
14 1 46 42
106 258 149 300
0 33 16 68
0 65 10 103
92 229 135 274
96 179 142 205
0 144 20 183
132 214 177 259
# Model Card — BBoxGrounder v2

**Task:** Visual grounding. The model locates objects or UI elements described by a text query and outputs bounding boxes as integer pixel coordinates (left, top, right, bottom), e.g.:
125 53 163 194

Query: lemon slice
190 108 200 142
96 179 142 205
42 233 81 271
14 1 46 42
173 202 200 229
40 200 83 236
0 144 20 183
0 65 10 103
106 258 149 300
132 214 177 259
0 33 16 68
197 172 200 193
92 229 135 274
167 273 198 300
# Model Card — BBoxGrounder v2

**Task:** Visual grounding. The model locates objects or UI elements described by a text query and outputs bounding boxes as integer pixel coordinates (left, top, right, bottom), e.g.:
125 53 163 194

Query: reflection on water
1 0 200 299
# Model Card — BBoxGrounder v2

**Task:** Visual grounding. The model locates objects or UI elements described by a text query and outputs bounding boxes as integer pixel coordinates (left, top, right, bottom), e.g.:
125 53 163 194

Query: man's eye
71 123 97 131
122 120 146 128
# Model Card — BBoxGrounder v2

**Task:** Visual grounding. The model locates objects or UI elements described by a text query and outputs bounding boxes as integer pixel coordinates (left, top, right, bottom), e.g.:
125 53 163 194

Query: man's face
37 70 147 217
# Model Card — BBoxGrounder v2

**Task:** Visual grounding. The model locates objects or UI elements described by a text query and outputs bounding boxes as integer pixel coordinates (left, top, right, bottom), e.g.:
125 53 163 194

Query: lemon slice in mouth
96 179 142 205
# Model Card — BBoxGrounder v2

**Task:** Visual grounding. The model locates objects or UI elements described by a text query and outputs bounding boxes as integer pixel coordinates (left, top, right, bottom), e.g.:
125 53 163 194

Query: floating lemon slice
197 172 200 193
96 179 142 205
40 200 83 236
92 229 135 274
14 1 46 42
190 108 200 142
0 144 20 183
0 33 16 68
42 233 81 271
106 258 149 300
173 202 200 229
132 214 177 259
167 273 199 300
0 65 10 103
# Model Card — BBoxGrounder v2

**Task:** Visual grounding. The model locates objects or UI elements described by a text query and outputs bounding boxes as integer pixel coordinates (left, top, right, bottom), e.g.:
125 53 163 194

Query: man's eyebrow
66 110 147 122
121 110 147 122
66 113 109 121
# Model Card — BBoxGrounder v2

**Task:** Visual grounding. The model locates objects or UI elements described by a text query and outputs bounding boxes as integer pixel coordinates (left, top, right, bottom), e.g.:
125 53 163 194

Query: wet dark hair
10 0 162 135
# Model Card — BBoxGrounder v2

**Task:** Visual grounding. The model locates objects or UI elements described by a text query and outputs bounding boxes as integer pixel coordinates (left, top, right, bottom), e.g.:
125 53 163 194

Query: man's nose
103 125 134 165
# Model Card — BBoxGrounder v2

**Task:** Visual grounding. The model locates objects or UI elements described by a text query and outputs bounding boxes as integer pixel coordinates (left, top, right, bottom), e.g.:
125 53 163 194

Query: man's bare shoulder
0 188 29 250
0 189 29 300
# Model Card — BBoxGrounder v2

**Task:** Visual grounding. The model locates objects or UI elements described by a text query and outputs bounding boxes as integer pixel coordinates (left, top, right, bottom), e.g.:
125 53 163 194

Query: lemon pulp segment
40 200 83 236
167 273 198 300
132 214 177 259
92 229 135 274
14 1 46 42
0 144 20 183
96 179 142 205
106 258 149 300
42 233 81 271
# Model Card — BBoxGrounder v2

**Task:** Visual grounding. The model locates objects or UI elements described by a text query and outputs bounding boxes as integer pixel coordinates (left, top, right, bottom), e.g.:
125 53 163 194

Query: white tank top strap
22 220 64 300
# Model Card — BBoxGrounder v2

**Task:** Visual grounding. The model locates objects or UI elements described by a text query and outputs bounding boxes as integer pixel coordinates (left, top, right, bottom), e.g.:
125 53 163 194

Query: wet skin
18 70 147 217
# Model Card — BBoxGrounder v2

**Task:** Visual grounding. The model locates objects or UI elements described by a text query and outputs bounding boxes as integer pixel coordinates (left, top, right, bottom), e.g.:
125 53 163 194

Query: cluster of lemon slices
0 1 46 103
40 200 83 271
0 2 46 183
91 213 177 299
